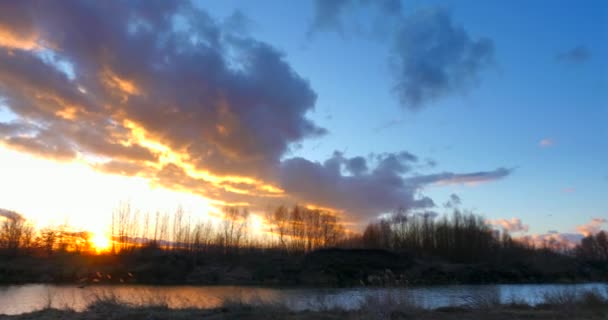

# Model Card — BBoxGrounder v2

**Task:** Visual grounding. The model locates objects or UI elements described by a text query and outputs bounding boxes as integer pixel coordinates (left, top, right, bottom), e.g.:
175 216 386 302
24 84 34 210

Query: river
1 283 606 315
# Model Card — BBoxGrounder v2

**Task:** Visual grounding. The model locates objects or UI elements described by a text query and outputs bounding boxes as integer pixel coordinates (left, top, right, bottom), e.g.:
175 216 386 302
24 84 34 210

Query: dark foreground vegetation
3 289 608 320
1 205 607 286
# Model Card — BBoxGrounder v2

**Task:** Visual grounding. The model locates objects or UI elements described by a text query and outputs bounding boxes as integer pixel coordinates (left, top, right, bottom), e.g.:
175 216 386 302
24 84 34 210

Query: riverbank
3 288 607 320
1 248 606 286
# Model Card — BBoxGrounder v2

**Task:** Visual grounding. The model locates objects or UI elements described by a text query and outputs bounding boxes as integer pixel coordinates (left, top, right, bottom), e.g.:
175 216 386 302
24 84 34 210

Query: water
0 283 606 315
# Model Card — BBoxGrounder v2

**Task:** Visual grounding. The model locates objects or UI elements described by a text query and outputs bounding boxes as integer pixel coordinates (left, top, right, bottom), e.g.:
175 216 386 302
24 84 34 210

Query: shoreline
3 288 607 320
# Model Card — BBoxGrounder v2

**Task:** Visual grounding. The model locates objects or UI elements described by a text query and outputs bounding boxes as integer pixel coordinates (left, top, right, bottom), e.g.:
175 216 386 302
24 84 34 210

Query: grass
2 288 607 320
537 287 608 317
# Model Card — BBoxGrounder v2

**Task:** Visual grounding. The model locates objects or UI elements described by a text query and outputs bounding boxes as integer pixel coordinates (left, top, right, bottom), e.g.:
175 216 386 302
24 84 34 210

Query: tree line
577 231 608 261
107 203 348 255
358 209 498 262
1 204 606 264
0 212 95 256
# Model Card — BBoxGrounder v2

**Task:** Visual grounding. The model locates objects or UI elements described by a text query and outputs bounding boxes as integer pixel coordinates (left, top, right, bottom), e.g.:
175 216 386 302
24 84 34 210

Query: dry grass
538 287 608 317
2 288 607 320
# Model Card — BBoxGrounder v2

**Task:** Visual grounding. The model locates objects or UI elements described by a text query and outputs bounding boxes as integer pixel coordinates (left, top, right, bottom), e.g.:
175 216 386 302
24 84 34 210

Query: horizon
0 0 606 249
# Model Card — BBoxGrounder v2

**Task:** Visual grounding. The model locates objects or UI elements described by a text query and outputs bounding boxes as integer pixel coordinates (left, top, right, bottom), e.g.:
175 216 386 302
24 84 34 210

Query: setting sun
90 233 111 253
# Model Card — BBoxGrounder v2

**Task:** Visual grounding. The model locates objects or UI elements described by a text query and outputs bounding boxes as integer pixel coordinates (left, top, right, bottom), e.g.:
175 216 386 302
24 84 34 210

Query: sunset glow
90 233 111 253
0 147 220 235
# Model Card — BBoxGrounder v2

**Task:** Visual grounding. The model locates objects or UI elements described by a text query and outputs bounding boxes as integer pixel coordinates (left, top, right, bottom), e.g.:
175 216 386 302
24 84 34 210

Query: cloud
279 151 510 220
0 1 41 50
488 217 529 233
576 217 607 236
516 232 583 250
307 0 402 37
0 208 24 221
0 1 512 224
512 218 607 250
443 193 461 208
539 138 554 147
308 0 352 36
391 8 494 109
405 167 513 186
0 1 324 175
308 4 494 110
556 45 591 64
222 10 255 35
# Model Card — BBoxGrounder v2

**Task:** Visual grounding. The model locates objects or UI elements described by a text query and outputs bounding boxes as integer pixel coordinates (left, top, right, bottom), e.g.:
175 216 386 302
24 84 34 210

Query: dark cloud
391 8 494 109
345 156 368 176
443 193 461 208
556 45 591 64
0 121 76 160
0 0 323 179
308 3 493 110
279 151 509 221
223 10 254 35
405 167 512 186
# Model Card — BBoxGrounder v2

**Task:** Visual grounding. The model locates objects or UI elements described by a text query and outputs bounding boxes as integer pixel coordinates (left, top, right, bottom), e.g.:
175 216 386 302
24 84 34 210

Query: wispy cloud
406 167 513 186
556 45 591 64
307 0 402 38
562 187 576 193
488 217 529 233
539 138 554 148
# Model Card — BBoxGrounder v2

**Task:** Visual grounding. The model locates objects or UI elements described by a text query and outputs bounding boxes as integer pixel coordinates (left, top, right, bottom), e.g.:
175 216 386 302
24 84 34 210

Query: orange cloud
0 28 39 50
515 232 581 250
118 119 285 199
576 217 607 236
102 68 141 98
487 217 529 233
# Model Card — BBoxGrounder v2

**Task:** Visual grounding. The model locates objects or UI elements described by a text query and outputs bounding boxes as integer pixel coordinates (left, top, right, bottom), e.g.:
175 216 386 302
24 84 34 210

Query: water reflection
0 283 606 315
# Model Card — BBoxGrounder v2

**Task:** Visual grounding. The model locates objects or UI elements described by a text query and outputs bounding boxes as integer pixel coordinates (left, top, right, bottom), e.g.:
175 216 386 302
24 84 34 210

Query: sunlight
90 233 111 253
0 147 220 234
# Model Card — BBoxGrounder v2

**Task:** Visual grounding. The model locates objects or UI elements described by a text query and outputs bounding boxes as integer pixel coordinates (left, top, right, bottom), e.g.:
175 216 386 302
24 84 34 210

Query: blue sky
199 0 607 234
0 0 605 238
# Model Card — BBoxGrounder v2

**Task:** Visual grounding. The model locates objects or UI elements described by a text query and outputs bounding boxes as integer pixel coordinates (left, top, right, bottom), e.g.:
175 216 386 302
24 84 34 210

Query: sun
90 233 111 253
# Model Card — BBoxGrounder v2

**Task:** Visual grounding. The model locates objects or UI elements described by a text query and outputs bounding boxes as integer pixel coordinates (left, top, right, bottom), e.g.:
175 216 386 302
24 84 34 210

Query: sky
0 0 606 243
